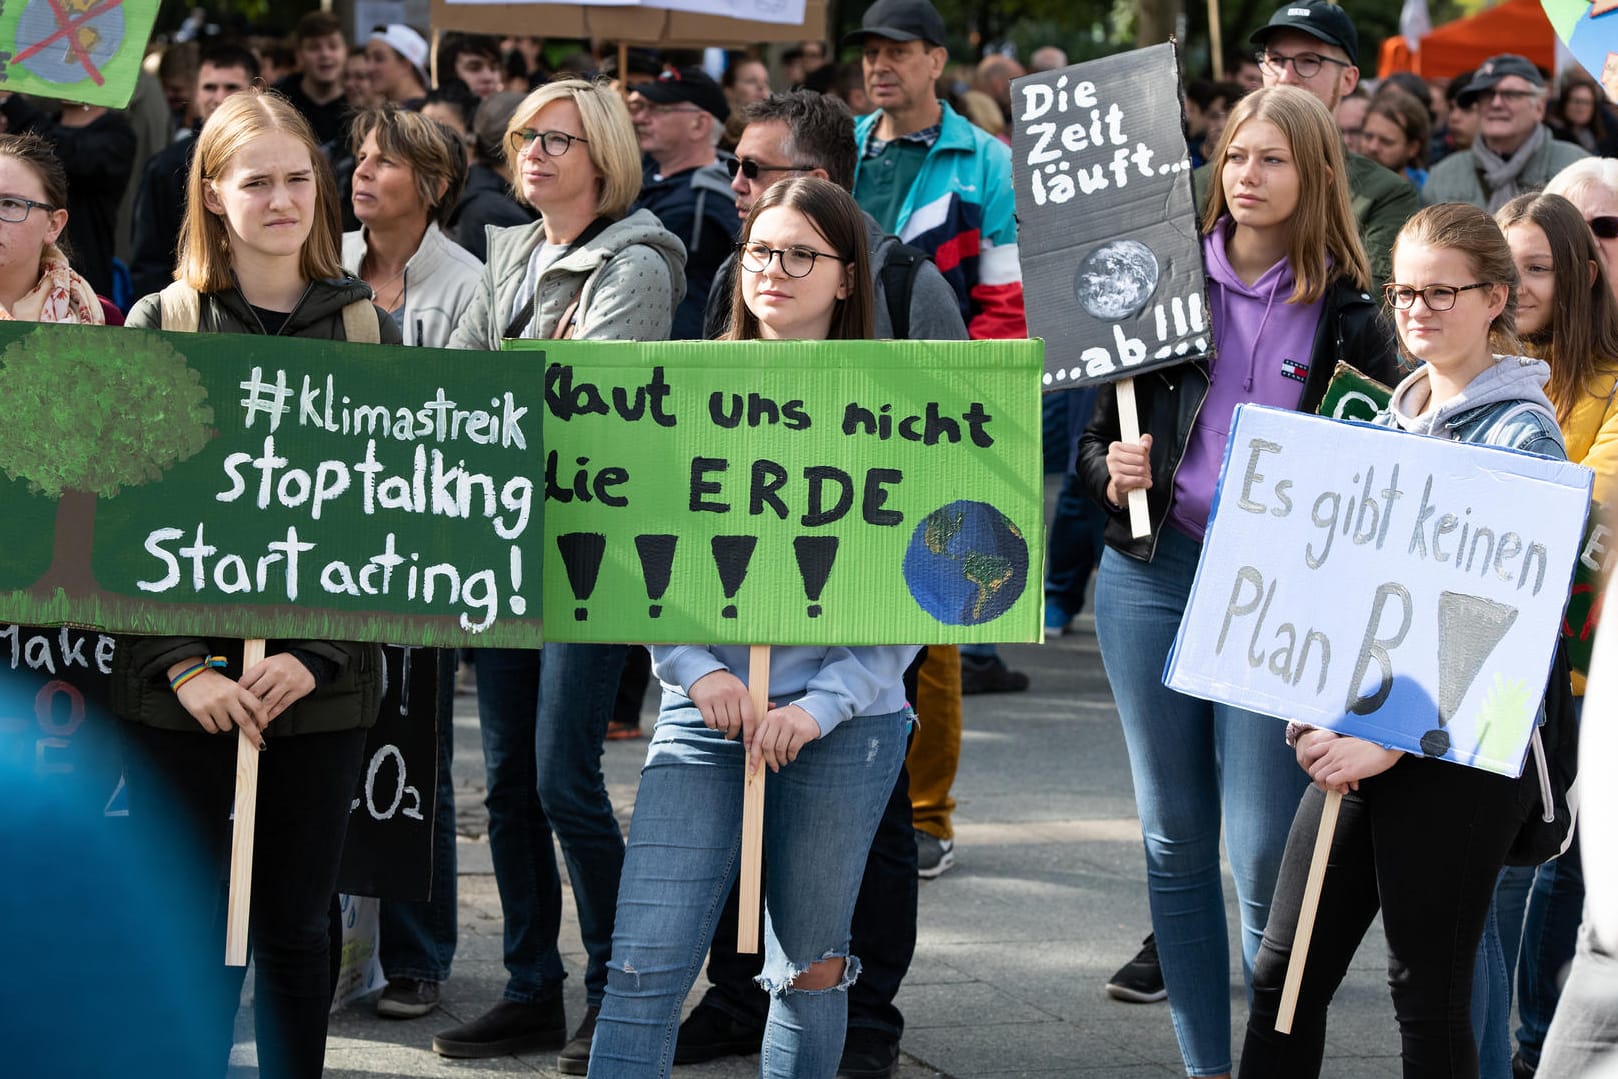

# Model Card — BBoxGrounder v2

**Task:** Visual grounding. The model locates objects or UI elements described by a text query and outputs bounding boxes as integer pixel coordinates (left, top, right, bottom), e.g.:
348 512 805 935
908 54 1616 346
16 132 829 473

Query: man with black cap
1192 0 1417 288
628 66 740 338
1423 53 1589 211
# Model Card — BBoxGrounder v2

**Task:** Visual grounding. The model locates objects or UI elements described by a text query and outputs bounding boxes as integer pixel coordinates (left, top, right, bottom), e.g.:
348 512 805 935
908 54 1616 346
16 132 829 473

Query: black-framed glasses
0 195 54 223
1255 48 1349 79
737 240 849 278
1383 281 1493 311
726 157 817 181
506 128 589 158
1588 215 1618 240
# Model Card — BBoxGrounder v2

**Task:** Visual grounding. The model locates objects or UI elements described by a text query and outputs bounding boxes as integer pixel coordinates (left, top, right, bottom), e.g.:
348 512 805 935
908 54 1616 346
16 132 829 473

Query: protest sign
0 625 444 902
430 0 825 45
0 321 545 648
1543 1 1618 102
0 0 160 109
1010 43 1210 390
1317 362 1394 425
1166 405 1592 776
511 338 1045 646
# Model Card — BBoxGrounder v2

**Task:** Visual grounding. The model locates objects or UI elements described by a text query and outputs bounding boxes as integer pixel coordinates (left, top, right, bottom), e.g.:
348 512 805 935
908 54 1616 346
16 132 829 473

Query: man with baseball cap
628 66 740 339
1424 54 1589 210
1192 0 1417 288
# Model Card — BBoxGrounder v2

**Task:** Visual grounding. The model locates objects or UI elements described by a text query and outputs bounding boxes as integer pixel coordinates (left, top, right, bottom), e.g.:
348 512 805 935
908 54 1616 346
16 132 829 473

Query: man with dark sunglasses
1424 53 1589 212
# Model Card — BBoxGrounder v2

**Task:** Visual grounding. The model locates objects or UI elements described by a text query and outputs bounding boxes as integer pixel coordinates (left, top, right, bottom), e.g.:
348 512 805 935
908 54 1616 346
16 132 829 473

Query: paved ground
222 613 1411 1077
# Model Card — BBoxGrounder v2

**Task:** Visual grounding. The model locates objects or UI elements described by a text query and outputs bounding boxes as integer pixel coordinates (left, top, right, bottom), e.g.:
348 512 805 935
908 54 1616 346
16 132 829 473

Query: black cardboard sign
0 627 441 902
1011 42 1212 390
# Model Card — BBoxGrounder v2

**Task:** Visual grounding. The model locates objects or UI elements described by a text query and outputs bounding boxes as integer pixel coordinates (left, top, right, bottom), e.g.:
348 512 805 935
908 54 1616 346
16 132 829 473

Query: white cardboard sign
1166 405 1592 776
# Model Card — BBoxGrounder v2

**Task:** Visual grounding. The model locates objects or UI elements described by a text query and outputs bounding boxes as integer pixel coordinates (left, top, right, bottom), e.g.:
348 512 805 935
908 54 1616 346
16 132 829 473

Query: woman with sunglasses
1546 158 1618 302
1240 202 1565 1079
587 176 916 1079
1466 192 1618 1079
445 76 685 1072
1079 86 1399 1079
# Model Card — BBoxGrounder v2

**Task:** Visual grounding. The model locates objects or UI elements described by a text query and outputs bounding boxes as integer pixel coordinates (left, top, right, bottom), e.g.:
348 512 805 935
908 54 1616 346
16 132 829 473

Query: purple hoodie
1169 219 1326 540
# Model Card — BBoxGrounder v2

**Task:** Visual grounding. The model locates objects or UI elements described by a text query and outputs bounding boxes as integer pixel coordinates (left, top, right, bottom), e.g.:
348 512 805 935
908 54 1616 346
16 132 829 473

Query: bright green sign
0 325 1043 650
513 338 1045 646
0 322 545 648
0 0 160 109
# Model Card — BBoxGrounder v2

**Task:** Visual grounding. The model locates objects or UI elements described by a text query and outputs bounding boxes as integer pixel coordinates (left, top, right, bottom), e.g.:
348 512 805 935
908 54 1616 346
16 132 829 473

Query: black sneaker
1105 933 1167 1003
673 1003 764 1064
915 828 956 879
1512 1052 1537 1079
838 1027 900 1078
431 996 568 1058
959 653 1030 694
376 977 441 1019
555 1005 598 1075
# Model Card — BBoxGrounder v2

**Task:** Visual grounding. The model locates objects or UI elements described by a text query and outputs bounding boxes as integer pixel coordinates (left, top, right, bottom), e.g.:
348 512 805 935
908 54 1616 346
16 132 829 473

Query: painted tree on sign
0 326 212 596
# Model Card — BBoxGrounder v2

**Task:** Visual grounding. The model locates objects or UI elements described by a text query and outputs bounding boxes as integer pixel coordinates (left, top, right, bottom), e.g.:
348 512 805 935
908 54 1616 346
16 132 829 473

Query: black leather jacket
1078 277 1402 561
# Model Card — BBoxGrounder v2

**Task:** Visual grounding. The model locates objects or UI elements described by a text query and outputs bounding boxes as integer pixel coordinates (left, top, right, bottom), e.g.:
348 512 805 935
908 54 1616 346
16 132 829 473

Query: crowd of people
5 0 1615 1076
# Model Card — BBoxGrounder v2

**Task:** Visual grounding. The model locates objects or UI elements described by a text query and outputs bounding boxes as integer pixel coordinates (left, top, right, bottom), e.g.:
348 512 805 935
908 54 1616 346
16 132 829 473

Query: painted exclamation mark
556 532 606 621
1426 591 1519 757
711 535 758 619
635 534 677 617
508 546 527 616
793 536 838 618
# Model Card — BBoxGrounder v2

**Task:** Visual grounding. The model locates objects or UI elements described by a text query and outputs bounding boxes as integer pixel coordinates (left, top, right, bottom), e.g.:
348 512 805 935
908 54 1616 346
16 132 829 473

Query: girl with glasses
1078 85 1400 1079
1240 201 1567 1078
590 177 917 1079
1465 192 1618 1079
116 90 395 1079
443 76 685 1073
0 133 108 325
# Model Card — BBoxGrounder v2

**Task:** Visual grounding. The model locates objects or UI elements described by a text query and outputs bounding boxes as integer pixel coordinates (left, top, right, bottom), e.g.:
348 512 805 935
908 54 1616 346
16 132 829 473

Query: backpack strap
157 280 202 333
343 299 381 344
879 242 928 340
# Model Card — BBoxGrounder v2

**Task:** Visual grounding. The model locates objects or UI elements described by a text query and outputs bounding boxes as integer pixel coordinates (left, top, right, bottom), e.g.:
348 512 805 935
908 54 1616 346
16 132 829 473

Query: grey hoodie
1378 354 1567 459
449 207 687 350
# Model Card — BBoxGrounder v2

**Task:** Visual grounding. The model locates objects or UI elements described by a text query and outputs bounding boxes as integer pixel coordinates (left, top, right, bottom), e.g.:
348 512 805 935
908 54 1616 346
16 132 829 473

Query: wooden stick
618 41 629 85
738 644 770 954
225 638 266 967
1209 0 1225 80
1115 377 1152 540
1276 788 1342 1033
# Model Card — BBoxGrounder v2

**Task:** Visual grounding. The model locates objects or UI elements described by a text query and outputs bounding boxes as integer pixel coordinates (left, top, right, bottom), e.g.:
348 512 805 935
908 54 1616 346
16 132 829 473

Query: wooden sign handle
226 637 266 967
738 644 770 954
1275 788 1343 1033
1115 377 1152 539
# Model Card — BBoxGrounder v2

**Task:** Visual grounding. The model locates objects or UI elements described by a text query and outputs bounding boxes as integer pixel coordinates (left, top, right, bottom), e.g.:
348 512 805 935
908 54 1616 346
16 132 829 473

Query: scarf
1470 123 1549 213
0 244 105 324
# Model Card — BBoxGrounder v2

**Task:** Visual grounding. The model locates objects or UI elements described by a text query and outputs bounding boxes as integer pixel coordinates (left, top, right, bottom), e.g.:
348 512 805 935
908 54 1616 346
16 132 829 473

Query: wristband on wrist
170 656 228 693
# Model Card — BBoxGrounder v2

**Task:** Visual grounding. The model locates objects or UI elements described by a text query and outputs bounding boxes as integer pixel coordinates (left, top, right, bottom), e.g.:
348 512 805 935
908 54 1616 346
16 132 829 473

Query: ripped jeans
589 693 908 1078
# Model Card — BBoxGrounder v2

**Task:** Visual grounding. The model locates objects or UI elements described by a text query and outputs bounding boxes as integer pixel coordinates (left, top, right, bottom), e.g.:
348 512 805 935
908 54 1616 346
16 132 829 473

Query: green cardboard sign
1317 360 1395 424
0 325 1043 649
0 322 545 647
0 0 160 109
509 338 1045 645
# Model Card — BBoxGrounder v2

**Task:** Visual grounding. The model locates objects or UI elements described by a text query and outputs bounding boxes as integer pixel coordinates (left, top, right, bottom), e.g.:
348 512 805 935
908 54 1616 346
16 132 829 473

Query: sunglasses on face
1589 215 1618 240
725 157 817 181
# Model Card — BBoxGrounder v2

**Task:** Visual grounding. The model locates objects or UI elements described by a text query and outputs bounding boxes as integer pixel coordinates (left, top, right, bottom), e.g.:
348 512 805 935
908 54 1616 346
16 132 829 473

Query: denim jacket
1372 354 1566 460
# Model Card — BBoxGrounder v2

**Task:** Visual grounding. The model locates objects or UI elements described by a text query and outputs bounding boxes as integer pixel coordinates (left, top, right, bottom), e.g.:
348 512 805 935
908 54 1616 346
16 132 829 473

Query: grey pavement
245 618 1415 1078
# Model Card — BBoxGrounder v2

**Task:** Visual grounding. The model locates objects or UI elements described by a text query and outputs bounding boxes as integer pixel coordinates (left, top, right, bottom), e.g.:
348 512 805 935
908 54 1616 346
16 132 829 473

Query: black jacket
125 274 403 341
632 160 740 340
1077 277 1402 562
129 132 196 302
448 164 536 263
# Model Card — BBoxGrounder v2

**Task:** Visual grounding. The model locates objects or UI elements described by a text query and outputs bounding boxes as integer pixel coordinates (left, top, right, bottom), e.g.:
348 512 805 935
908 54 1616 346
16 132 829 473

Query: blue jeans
1473 697 1585 1072
590 696 908 1078
1044 468 1106 619
379 650 459 983
1095 528 1309 1077
474 643 628 1005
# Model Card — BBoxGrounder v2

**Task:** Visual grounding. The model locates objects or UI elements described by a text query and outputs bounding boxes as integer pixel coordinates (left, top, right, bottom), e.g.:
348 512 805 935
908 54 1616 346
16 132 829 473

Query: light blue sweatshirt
650 645 921 737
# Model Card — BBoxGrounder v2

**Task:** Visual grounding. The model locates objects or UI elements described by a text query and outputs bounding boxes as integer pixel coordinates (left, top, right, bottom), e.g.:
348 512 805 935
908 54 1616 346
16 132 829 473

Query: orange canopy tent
1378 0 1557 80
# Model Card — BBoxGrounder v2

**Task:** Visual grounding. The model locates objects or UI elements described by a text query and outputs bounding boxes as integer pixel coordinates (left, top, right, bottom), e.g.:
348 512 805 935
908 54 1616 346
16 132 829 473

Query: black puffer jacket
1078 277 1402 561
